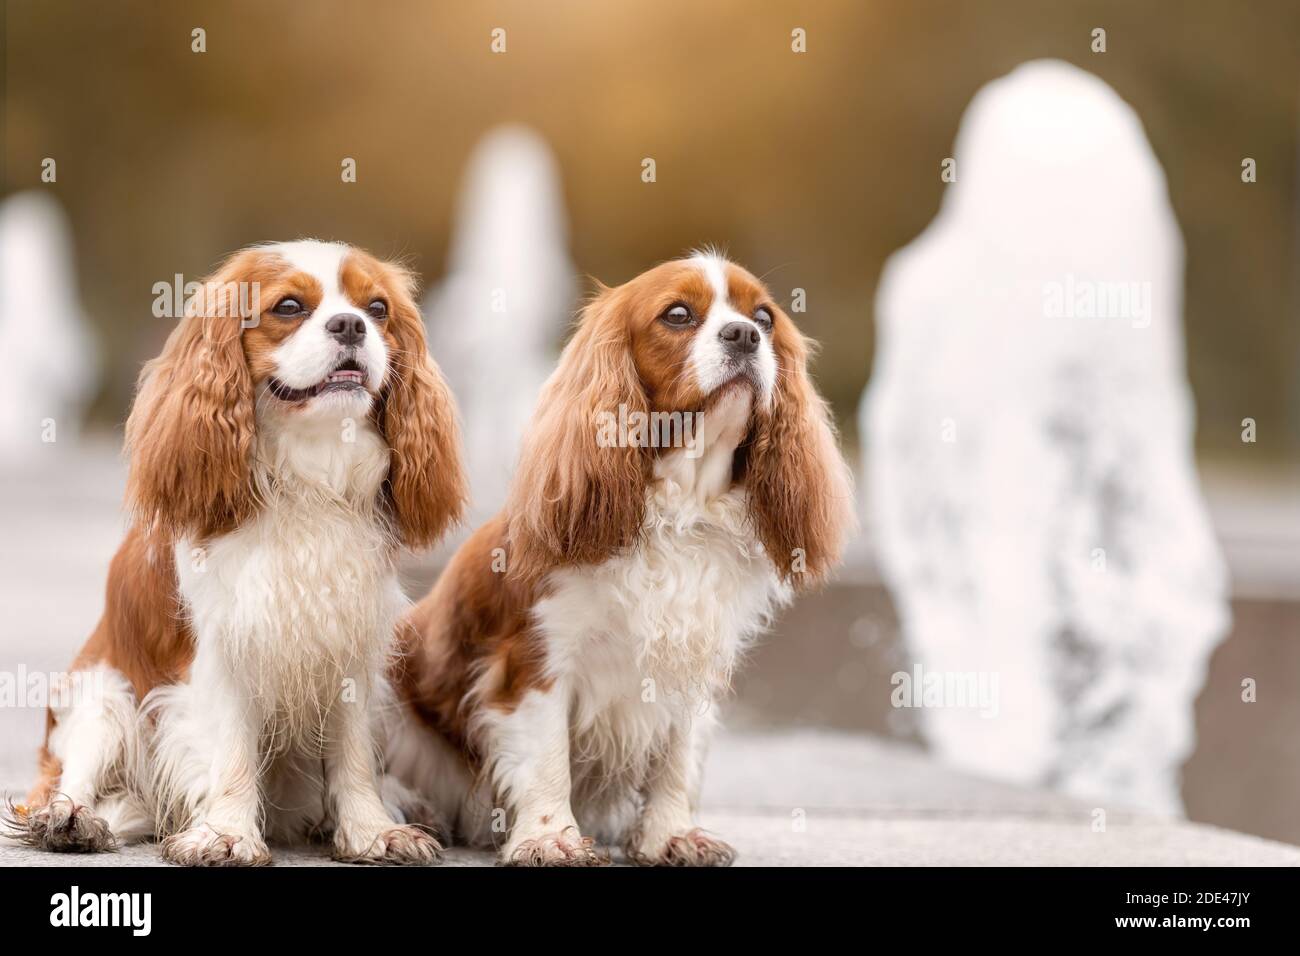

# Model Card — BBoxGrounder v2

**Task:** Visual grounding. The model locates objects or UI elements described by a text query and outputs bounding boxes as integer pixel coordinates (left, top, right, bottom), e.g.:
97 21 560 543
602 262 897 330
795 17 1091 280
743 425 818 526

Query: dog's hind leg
5 666 140 852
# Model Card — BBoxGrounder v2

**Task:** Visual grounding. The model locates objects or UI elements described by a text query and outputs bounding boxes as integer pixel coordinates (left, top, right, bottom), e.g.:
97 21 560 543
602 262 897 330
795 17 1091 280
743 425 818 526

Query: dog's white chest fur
539 485 782 714
539 390 787 717
175 419 403 730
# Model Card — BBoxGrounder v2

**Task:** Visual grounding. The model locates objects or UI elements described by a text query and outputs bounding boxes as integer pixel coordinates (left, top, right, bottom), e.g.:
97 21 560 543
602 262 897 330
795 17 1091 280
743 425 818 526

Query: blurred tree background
3 0 1298 461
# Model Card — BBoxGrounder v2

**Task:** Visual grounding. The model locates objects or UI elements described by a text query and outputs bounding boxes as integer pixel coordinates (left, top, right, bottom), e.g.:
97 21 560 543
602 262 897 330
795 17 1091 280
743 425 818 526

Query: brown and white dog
6 240 465 865
385 252 853 865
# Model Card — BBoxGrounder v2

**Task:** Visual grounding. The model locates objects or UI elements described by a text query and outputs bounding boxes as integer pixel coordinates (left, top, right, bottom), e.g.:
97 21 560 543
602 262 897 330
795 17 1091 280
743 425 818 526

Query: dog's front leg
625 717 735 866
486 684 607 866
161 679 269 867
325 682 441 865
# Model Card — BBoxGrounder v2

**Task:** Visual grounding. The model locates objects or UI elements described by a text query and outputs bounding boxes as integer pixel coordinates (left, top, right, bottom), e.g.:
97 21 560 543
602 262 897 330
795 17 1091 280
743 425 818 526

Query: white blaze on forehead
261 240 390 394
264 240 350 298
693 251 730 305
687 252 777 405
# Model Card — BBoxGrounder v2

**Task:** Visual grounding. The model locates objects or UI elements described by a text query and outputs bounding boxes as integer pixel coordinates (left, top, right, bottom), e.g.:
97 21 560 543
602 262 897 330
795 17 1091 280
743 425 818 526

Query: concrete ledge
4 730 1296 867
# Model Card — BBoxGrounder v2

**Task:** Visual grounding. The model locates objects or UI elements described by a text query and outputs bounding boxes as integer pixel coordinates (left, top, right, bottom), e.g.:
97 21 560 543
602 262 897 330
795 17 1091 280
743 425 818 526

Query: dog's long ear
375 261 468 549
745 308 854 589
125 251 259 541
506 284 649 584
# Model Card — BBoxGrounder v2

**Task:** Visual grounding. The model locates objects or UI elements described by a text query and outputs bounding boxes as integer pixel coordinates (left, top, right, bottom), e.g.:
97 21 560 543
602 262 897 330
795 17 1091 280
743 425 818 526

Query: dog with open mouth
4 240 466 865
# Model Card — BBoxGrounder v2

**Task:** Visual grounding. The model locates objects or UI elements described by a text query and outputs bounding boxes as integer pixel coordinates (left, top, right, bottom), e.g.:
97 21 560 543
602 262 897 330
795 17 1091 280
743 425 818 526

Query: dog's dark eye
660 303 695 328
753 306 774 330
367 299 388 320
273 297 303 317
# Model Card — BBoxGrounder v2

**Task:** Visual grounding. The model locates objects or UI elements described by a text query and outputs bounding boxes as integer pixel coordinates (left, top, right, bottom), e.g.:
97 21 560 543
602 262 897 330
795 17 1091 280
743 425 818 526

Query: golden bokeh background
4 0 1298 462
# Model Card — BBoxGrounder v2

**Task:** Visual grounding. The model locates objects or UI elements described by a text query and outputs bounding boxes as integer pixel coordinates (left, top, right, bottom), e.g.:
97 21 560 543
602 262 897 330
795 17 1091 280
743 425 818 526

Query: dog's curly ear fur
373 261 468 549
744 308 854 589
125 252 259 541
506 285 649 584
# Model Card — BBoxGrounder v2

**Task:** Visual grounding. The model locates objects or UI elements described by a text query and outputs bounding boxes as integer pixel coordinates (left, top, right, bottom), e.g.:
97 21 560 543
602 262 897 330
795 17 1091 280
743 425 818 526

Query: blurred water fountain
0 192 99 459
424 125 575 525
860 60 1230 815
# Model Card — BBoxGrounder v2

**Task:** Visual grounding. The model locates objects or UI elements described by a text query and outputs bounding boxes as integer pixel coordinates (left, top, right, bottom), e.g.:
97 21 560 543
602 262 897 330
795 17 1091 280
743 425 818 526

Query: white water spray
0 192 99 457
424 125 575 524
861 60 1230 815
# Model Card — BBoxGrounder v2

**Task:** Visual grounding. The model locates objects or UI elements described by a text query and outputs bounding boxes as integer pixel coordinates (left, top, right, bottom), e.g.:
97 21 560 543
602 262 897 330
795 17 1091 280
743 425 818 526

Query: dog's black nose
719 321 760 354
325 313 366 345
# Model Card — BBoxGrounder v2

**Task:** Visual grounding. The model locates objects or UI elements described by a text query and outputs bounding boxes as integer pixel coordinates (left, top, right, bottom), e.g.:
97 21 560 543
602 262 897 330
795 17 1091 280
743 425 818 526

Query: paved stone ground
4 729 1298 866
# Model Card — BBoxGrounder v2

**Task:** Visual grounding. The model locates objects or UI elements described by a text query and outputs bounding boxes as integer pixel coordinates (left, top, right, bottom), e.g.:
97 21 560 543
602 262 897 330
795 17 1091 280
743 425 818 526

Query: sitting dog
385 253 852 865
7 240 466 865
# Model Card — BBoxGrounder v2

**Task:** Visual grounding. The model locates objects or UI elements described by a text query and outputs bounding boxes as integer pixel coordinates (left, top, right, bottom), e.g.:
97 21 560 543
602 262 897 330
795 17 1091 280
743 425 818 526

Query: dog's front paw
334 823 442 865
162 823 270 866
3 797 116 853
504 827 609 867
627 827 736 867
